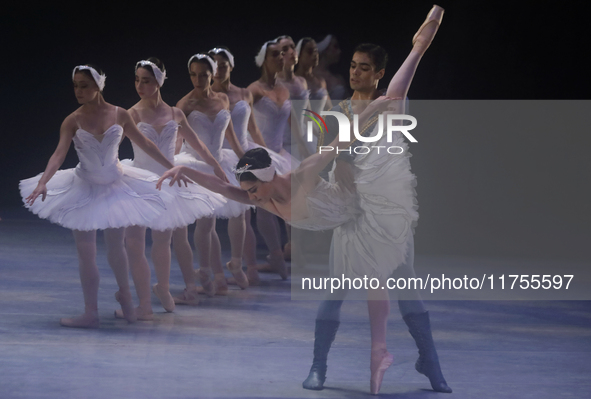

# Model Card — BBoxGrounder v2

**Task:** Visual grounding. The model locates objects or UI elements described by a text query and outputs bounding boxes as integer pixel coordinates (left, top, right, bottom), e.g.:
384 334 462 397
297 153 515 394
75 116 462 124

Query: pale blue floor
1 209 590 398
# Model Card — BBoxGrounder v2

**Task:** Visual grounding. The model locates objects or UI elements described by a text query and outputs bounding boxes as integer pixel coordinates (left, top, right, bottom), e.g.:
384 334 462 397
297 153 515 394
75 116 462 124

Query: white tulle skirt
120 159 227 231
174 149 253 219
19 163 176 231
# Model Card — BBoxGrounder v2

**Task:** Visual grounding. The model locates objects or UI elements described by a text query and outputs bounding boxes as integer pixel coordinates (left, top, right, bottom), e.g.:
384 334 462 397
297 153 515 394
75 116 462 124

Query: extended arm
25 116 76 205
157 166 252 205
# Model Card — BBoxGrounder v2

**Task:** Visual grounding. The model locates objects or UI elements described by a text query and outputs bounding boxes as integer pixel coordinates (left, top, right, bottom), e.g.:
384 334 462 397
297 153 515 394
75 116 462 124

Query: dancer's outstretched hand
25 183 47 205
214 165 230 184
157 166 191 190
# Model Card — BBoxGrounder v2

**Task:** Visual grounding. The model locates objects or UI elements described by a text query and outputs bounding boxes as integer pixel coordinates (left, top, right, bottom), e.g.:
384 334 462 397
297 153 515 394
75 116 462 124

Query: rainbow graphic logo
303 109 328 147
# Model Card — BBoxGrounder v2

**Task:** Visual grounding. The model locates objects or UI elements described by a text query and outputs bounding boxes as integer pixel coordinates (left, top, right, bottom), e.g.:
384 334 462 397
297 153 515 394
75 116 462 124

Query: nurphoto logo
302 109 418 155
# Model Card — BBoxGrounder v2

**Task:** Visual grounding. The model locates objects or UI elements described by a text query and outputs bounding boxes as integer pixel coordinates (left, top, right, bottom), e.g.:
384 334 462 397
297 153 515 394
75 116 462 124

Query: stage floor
1 209 590 398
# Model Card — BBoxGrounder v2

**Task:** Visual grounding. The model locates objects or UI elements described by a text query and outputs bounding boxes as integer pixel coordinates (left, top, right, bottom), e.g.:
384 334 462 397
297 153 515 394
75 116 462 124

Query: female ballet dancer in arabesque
114 57 227 319
20 64 191 328
156 5 450 395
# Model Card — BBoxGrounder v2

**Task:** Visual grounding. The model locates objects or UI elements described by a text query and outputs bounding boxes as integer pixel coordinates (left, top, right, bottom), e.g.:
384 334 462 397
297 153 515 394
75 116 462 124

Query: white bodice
73 124 124 185
308 88 328 114
131 120 178 176
184 109 231 161
224 100 250 150
252 97 291 153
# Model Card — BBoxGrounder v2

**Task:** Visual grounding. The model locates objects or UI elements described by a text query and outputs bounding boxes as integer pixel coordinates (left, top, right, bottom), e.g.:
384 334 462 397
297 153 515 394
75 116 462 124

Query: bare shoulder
176 93 192 114
61 112 79 133
296 75 308 89
241 87 253 102
171 106 185 121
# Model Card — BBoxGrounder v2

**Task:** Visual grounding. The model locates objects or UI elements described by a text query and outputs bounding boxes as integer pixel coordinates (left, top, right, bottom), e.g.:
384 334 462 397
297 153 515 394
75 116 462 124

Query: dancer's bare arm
157 166 252 205
25 116 76 205
175 108 229 183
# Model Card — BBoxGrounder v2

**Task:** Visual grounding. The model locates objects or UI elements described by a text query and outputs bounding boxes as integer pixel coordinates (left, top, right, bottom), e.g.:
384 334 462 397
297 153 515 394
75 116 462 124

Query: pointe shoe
114 291 137 323
152 284 175 313
60 313 100 329
412 5 444 50
173 287 200 306
370 349 394 395
115 307 154 321
246 266 260 286
258 253 288 280
196 268 216 297
226 261 249 290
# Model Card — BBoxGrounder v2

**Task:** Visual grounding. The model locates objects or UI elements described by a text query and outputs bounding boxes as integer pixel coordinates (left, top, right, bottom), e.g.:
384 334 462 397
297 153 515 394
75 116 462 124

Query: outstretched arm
175 108 229 183
121 109 174 170
25 116 76 205
157 166 253 205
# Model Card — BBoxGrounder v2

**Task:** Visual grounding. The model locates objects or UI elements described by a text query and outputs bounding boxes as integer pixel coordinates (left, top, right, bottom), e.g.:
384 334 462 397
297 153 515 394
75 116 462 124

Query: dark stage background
1 1 589 261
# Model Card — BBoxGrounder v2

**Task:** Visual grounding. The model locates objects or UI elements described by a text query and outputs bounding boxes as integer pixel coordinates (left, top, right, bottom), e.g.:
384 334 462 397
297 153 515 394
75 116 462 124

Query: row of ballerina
20 36 326 327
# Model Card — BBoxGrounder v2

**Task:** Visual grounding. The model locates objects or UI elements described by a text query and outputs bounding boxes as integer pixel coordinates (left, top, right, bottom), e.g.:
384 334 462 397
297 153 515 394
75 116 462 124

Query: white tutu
19 124 174 231
119 120 227 230
179 108 253 219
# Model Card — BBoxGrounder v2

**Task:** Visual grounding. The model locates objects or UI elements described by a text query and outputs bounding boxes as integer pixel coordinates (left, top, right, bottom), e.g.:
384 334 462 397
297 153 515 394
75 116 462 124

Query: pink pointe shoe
226 261 249 290
412 5 445 51
370 349 394 395
195 268 217 297
114 307 154 321
173 287 200 306
152 283 175 313
114 291 137 323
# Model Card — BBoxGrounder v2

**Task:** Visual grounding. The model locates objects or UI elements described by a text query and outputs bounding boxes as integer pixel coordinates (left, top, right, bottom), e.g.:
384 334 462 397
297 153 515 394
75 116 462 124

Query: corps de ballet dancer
314 34 349 101
175 53 251 297
113 58 227 319
294 37 333 153
19 64 191 328
209 46 291 284
155 5 450 395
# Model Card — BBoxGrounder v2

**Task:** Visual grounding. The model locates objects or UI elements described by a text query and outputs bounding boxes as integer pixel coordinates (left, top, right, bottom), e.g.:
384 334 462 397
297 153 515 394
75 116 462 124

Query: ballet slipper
196 268 216 297
60 312 100 329
173 287 200 306
114 306 154 321
114 291 137 323
226 260 249 290
370 348 394 395
412 5 445 52
152 283 175 313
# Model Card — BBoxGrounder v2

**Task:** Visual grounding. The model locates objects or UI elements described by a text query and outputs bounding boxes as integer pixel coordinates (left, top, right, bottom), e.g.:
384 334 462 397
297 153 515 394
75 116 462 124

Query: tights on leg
392 235 426 317
124 225 152 312
151 229 173 290
64 230 100 326
172 226 196 289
